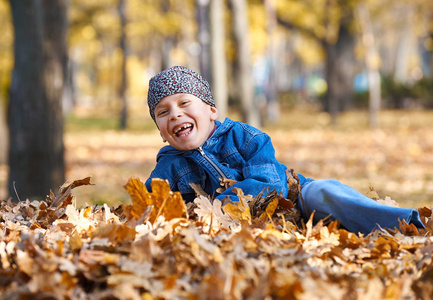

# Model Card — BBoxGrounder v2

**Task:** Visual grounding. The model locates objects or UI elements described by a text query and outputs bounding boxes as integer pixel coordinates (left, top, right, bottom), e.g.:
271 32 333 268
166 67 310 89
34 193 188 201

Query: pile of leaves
1 177 433 299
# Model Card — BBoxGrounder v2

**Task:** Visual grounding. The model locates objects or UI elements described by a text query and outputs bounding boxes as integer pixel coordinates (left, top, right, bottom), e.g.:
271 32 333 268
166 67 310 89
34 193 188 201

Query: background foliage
0 0 432 205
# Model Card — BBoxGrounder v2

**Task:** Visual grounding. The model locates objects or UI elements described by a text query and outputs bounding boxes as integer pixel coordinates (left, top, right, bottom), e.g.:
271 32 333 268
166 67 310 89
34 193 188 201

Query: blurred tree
196 0 212 82
356 3 380 128
118 0 128 129
69 0 124 108
230 0 260 127
8 0 68 201
424 32 433 78
210 0 228 120
0 98 7 165
277 0 357 123
264 0 279 122
0 1 12 165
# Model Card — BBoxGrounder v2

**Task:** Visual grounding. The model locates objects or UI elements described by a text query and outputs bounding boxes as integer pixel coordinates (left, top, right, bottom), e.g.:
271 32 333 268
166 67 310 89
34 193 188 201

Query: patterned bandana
147 66 215 122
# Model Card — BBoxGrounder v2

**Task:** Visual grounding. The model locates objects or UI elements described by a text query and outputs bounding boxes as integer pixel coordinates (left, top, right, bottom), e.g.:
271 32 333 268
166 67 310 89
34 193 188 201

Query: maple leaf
124 178 187 223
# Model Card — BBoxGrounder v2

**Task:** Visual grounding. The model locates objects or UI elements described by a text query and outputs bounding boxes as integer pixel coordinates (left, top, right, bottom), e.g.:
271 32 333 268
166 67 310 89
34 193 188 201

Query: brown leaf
50 176 93 208
92 223 136 243
398 219 421 236
418 206 432 220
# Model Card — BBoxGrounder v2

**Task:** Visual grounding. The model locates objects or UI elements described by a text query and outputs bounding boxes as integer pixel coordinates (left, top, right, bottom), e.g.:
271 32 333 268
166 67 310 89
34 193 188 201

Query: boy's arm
215 132 291 202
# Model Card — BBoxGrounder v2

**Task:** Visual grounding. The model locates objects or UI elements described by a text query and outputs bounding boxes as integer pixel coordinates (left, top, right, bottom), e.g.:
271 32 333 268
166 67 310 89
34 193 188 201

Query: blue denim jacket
145 118 311 202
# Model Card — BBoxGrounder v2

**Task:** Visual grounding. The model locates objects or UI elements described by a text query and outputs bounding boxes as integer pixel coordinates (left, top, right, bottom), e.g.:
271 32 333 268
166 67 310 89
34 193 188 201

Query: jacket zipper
197 146 228 179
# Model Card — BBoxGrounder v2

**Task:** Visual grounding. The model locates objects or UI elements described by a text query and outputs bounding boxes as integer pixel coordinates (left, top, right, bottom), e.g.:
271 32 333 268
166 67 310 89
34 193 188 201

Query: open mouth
174 123 193 137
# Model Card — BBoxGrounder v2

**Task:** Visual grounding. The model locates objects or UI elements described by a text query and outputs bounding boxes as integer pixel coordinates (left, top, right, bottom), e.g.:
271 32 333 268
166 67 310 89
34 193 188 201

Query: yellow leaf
223 199 252 225
124 178 187 223
266 198 279 218
124 177 153 220
223 203 243 221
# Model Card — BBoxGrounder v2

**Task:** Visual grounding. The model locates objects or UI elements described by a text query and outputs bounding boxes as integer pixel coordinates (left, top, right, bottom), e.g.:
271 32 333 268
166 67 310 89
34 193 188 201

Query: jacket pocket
219 149 245 170
243 164 280 184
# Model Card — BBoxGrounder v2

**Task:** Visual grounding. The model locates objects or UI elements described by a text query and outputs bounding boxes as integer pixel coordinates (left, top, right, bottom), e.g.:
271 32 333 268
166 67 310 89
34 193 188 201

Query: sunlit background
0 0 432 207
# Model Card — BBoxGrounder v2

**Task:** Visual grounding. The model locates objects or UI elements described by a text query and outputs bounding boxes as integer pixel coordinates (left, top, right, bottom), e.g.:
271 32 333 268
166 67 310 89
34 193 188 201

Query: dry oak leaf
377 196 399 207
124 178 187 223
193 196 235 230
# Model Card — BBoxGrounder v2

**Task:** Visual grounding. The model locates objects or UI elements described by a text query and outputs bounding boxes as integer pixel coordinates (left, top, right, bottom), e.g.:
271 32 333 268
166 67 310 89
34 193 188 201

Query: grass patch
65 109 156 133
65 114 119 132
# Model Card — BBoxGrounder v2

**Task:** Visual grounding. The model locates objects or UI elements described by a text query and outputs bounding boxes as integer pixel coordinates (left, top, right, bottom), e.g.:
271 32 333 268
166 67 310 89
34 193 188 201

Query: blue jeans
299 179 424 234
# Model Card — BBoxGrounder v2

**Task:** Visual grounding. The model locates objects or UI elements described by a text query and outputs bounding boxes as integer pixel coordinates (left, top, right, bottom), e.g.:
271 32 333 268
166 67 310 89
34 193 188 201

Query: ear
210 106 219 121
160 132 167 143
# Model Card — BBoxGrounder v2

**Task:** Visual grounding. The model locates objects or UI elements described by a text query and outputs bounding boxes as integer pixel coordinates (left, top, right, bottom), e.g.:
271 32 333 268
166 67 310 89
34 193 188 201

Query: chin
172 143 195 151
182 145 197 151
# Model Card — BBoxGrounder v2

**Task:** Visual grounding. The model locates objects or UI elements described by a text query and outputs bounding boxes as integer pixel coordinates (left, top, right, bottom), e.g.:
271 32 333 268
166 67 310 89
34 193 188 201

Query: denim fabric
145 118 309 202
299 179 424 234
146 118 424 234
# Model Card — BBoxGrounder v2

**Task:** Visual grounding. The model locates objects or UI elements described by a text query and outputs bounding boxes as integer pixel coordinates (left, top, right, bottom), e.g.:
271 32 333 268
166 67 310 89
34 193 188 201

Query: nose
169 107 183 121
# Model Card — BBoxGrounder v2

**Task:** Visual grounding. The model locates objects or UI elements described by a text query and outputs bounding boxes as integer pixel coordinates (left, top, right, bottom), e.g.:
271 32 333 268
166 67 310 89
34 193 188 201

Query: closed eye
157 110 168 117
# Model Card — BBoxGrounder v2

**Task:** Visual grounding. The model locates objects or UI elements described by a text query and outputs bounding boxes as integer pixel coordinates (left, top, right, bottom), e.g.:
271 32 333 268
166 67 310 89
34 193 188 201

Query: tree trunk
210 0 228 120
264 0 279 123
118 0 128 129
62 57 76 115
394 4 414 85
0 100 7 164
196 0 212 83
423 33 433 79
230 0 260 127
356 3 381 128
160 0 173 70
324 23 356 124
8 0 67 201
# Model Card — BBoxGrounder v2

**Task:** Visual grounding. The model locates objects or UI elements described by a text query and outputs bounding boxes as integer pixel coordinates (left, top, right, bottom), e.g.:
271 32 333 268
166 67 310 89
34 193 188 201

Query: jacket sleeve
215 132 289 202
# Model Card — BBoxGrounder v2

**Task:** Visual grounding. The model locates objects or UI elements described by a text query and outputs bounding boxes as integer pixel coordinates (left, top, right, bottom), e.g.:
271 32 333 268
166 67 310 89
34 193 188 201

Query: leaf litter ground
2 176 433 299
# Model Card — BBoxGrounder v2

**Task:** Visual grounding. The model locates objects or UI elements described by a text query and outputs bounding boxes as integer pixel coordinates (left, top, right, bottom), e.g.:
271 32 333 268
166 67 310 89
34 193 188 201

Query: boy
145 65 424 234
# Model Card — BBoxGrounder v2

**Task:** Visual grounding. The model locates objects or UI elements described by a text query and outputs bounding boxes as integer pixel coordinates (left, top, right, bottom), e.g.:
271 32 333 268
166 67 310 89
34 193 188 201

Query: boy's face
154 93 218 151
